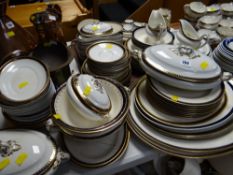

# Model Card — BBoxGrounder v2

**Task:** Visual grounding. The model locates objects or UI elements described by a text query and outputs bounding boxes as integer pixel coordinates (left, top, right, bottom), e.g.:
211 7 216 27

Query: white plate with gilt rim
129 80 233 151
87 42 124 63
0 59 48 102
135 78 233 128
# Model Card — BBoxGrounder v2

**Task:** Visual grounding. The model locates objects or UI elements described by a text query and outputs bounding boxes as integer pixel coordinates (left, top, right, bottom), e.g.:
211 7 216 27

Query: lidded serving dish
0 57 55 127
82 41 131 85
0 129 69 175
52 74 130 167
75 19 123 63
127 43 233 158
140 44 221 90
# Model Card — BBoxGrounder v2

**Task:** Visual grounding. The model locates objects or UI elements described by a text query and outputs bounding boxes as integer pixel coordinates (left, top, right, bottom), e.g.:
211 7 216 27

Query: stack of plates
128 79 233 158
127 44 233 158
81 41 131 85
75 19 123 64
52 74 130 167
213 37 233 72
0 57 55 127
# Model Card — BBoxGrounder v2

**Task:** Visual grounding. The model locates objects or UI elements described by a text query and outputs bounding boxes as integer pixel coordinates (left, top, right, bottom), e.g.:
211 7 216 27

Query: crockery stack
81 41 131 85
0 57 56 127
52 74 130 167
127 44 233 158
75 19 123 64
213 37 233 72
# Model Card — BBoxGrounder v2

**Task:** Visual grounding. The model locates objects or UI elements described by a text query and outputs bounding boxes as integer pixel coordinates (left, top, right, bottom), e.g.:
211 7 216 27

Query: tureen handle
222 72 233 81
198 34 208 49
52 149 70 169
178 46 194 57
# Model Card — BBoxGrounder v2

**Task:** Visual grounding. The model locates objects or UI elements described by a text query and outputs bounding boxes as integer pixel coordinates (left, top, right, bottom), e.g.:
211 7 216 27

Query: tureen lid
143 44 221 81
0 130 57 175
72 74 111 114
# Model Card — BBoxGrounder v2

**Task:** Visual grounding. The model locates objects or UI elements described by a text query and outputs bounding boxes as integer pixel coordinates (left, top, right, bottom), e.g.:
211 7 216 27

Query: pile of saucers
81 41 131 85
213 37 233 72
52 74 130 167
75 19 123 63
0 57 56 127
127 44 233 158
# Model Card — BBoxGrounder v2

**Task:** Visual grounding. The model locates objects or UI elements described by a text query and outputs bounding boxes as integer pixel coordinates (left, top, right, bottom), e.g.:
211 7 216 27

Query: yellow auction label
83 85 92 96
91 25 99 31
0 158 10 170
53 114 61 120
105 44 113 49
36 7 42 11
171 95 179 102
210 7 216 12
200 61 209 70
18 81 29 89
7 31 15 38
15 153 28 166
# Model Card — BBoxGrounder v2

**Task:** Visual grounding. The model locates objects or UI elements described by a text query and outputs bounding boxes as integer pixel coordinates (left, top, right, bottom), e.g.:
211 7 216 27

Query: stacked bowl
213 37 233 72
75 19 123 63
127 44 233 158
81 41 131 85
0 57 56 127
52 74 130 167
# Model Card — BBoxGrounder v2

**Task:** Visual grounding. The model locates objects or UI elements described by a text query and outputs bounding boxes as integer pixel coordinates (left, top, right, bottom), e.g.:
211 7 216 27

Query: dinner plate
128 117 233 158
149 77 223 104
87 42 124 63
52 77 129 138
82 22 113 35
77 19 123 37
0 59 48 102
128 83 233 152
64 124 129 167
135 78 233 130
